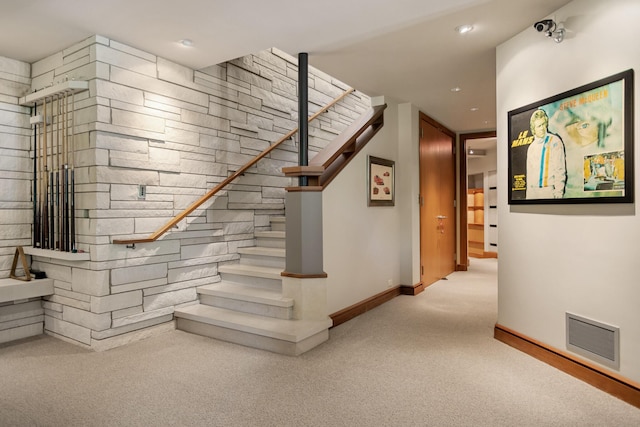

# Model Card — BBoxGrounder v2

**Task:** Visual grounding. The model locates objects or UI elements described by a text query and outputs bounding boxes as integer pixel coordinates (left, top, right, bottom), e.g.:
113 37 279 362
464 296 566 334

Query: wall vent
566 313 619 370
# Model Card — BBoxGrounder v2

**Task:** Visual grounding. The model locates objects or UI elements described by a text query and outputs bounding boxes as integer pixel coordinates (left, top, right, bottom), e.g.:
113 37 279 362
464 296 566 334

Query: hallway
1 259 638 426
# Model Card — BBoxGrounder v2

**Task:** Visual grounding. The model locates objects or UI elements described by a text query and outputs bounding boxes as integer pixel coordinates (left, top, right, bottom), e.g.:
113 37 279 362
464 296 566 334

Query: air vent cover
566 313 619 370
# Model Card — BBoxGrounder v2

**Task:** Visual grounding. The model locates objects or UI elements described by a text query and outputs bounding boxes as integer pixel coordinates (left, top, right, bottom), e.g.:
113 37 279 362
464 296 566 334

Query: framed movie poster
368 156 394 206
508 69 634 204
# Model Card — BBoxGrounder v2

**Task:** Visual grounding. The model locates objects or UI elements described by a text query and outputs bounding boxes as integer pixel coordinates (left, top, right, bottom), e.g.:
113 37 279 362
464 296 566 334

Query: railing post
280 53 328 322
282 188 327 321
284 189 324 276
298 52 308 187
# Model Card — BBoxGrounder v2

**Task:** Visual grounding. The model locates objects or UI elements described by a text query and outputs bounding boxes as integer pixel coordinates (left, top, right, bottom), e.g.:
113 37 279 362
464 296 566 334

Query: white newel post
281 189 329 322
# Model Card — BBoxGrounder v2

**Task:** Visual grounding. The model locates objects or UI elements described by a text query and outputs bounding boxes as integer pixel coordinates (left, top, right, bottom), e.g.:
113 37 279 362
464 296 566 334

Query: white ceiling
0 0 570 133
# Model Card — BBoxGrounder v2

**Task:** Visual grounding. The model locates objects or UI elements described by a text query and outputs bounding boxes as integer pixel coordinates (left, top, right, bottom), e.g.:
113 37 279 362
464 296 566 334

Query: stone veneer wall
0 57 32 277
0 56 44 344
0 35 369 349
0 298 44 344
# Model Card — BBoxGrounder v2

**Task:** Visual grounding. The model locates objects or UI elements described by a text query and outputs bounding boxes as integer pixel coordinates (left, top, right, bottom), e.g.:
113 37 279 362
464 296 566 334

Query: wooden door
419 116 456 287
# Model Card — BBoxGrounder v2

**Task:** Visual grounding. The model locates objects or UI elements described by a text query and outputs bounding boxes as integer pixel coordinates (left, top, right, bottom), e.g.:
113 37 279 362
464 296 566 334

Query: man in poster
526 109 567 199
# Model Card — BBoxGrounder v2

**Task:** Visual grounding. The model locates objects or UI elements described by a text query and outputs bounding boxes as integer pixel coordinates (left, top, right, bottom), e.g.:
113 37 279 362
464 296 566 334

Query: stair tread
237 246 285 257
198 282 293 307
255 231 285 238
175 304 332 342
218 263 283 280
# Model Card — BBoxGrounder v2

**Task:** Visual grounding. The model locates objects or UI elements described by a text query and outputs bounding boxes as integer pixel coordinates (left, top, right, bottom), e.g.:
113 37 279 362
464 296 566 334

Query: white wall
497 0 640 381
324 97 419 312
467 147 497 176
398 103 421 287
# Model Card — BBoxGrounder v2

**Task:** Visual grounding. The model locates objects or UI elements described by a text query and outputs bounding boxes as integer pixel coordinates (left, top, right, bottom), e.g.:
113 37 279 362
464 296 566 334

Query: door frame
458 130 497 270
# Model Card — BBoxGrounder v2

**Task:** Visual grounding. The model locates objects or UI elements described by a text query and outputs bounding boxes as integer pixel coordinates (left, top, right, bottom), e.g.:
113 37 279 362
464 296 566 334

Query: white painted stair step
198 282 293 308
218 263 283 280
255 231 286 248
269 217 286 231
237 246 285 268
175 304 332 343
237 246 285 258
255 231 285 238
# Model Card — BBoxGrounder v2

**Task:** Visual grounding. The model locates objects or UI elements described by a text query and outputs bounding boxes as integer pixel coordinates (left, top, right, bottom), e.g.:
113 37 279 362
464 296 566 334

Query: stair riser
256 237 285 248
239 254 285 269
270 222 285 232
219 272 282 291
176 318 329 356
200 294 292 320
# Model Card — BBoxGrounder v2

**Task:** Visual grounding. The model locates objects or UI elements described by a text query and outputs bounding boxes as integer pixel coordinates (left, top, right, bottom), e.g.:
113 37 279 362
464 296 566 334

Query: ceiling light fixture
179 39 194 47
470 107 479 112
455 25 474 34
468 149 486 156
450 87 461 92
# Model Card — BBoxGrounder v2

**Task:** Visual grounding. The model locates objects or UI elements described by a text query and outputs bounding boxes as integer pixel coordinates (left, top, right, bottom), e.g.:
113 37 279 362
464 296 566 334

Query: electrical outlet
387 279 393 288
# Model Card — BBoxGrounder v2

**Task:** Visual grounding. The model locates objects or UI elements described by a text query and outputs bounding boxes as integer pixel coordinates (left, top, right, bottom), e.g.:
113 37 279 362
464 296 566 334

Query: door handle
436 215 447 219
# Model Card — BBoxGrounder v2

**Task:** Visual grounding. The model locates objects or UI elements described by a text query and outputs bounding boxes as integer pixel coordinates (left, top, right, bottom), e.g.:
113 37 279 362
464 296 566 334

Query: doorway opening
459 131 497 269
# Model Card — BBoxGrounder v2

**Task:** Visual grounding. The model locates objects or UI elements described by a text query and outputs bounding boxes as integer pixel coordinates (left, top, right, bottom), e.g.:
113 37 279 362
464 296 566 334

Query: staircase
174 217 332 356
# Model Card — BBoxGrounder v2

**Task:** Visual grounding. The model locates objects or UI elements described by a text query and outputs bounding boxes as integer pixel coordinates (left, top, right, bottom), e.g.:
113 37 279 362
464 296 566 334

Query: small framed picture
368 156 395 206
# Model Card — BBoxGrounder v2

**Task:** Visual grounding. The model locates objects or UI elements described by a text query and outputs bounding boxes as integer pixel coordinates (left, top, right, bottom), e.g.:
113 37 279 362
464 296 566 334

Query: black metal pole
42 98 49 249
71 168 75 252
70 92 76 253
298 52 308 186
32 106 38 248
50 169 54 249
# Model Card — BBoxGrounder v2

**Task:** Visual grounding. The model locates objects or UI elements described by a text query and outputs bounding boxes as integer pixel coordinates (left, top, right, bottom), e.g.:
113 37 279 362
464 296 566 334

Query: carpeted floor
1 258 639 426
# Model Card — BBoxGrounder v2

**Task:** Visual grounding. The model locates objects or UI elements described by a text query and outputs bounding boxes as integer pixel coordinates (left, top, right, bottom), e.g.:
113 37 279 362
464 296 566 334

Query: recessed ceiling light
470 107 479 112
468 148 486 156
450 87 461 92
179 39 193 47
455 25 474 34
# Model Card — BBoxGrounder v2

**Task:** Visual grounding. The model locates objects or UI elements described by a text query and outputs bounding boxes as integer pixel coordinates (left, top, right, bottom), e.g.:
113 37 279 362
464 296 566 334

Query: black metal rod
57 96 62 250
32 106 38 248
50 169 55 249
62 166 67 252
70 92 76 253
298 52 309 186
56 170 60 250
70 169 75 252
61 96 67 252
42 99 49 249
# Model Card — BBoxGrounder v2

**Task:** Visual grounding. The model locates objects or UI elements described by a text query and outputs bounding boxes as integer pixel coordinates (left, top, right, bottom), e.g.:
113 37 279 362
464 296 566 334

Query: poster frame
507 69 634 205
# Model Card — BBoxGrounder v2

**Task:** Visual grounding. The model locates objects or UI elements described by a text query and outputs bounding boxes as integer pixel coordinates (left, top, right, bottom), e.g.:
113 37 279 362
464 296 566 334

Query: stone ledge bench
0 277 54 344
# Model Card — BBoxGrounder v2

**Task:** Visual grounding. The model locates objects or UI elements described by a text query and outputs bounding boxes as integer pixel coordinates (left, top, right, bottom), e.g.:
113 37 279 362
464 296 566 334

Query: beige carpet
1 258 639 426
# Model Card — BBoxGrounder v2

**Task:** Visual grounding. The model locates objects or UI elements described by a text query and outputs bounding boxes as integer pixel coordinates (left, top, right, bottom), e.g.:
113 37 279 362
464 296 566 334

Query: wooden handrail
282 103 386 188
113 88 355 245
